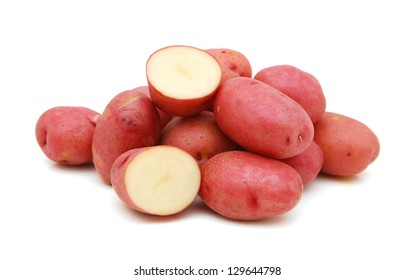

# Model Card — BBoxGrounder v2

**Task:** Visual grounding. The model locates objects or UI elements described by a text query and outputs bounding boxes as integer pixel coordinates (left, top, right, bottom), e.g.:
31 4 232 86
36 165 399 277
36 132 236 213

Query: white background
1 0 413 279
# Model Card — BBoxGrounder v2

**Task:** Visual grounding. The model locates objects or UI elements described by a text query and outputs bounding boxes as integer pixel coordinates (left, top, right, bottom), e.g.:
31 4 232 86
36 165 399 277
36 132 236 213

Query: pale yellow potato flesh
125 146 201 215
147 46 222 99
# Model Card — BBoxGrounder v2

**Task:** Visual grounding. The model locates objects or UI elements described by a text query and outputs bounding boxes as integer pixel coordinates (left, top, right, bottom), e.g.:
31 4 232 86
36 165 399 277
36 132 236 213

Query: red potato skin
133 86 173 128
199 151 303 220
205 48 252 83
214 77 314 159
254 65 326 123
92 89 161 184
35 106 100 165
313 112 380 176
110 148 149 212
280 141 324 185
159 111 238 166
147 81 217 117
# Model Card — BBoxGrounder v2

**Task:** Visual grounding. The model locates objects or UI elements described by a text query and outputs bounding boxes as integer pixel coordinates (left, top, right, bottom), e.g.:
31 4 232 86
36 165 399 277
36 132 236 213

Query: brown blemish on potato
195 152 203 161
183 138 190 146
121 116 136 127
285 136 291 145
346 152 352 158
247 193 259 210
61 150 70 158
40 128 48 147
229 63 238 72
120 110 143 128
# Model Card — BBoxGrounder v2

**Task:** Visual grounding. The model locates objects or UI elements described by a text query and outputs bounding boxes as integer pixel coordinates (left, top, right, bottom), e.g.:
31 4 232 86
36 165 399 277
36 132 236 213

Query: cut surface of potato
115 146 201 216
147 45 221 99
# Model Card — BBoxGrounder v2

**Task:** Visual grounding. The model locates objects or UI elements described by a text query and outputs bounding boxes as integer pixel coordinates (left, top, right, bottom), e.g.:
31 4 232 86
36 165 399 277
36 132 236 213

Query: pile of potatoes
35 45 380 221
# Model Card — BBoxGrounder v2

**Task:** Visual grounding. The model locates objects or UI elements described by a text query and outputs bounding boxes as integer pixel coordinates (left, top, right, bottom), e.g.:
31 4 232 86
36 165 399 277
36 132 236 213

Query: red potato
132 86 173 129
205 48 252 83
111 146 201 216
146 45 222 117
35 106 100 165
159 111 238 166
205 48 253 111
254 65 326 123
314 112 380 176
199 151 303 220
214 77 314 159
92 89 161 184
280 141 324 185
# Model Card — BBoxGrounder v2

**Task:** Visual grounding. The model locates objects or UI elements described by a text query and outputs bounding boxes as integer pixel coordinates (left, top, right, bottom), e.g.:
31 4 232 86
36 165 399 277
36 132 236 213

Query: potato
204 48 253 111
254 65 326 123
199 151 303 220
159 111 238 166
313 112 380 176
214 77 314 159
111 146 201 216
146 45 222 116
132 85 173 128
280 141 324 185
92 89 161 184
205 48 252 83
35 106 100 165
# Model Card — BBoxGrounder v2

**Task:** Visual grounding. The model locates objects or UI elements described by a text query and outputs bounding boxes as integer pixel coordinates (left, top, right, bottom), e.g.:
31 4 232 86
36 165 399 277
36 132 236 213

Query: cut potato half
111 146 201 216
146 45 222 116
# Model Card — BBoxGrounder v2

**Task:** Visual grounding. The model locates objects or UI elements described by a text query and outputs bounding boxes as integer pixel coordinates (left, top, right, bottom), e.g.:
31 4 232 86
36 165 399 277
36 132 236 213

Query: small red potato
254 65 326 123
35 106 100 165
314 112 380 176
159 111 238 166
199 151 303 220
92 89 161 184
204 48 252 111
132 86 173 129
146 45 222 117
280 141 324 185
205 48 252 83
214 77 314 159
111 146 201 216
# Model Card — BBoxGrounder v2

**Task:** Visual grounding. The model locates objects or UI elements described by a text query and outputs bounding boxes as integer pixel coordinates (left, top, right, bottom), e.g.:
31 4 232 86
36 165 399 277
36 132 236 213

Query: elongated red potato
146 45 222 117
314 112 380 176
159 111 238 166
111 146 201 216
199 151 303 220
92 89 161 184
214 77 314 159
254 65 326 123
